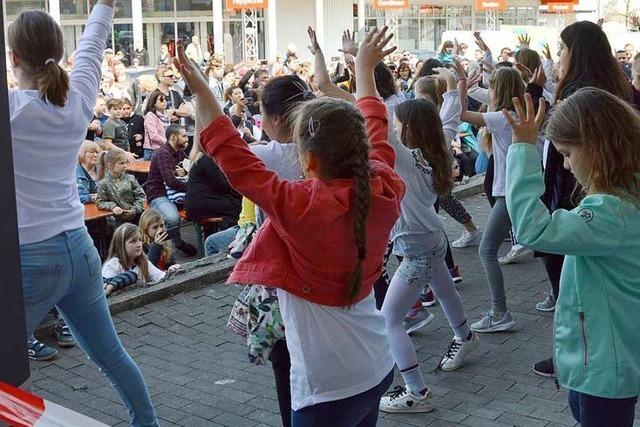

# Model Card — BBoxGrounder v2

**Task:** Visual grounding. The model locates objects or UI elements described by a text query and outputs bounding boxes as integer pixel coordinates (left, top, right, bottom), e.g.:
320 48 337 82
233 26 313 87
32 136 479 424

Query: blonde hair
8 11 69 107
139 209 173 267
100 149 128 174
414 76 446 108
77 140 100 164
485 68 525 153
106 223 150 282
545 87 640 205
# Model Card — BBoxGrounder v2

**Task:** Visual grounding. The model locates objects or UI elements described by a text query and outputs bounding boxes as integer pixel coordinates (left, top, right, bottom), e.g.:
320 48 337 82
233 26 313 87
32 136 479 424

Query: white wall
276 0 316 62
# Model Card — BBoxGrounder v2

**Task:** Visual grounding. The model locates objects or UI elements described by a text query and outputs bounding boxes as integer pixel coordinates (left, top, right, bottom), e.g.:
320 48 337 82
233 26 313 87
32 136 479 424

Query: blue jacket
76 164 97 204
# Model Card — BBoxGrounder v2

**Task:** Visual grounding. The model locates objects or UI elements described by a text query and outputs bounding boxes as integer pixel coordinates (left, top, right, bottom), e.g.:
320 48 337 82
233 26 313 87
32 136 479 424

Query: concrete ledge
452 173 485 199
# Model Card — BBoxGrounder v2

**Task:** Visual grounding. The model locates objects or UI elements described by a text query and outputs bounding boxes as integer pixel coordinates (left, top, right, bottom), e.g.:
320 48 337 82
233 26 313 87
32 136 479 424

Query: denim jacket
76 164 97 204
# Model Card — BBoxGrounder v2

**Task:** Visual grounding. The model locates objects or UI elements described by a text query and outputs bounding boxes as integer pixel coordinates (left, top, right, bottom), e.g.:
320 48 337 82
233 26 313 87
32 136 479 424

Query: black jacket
185 155 242 223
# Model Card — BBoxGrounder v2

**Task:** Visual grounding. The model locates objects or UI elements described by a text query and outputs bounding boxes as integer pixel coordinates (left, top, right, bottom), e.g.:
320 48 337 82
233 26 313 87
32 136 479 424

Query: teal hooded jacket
506 143 640 399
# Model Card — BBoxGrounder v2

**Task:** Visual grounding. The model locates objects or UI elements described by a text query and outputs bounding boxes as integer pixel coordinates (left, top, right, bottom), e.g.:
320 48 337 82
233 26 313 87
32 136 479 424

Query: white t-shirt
102 257 165 284
277 290 395 411
484 111 514 197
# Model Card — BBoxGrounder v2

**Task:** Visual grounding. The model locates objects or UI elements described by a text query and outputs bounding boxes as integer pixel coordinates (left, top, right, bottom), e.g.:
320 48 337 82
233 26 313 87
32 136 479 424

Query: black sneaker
533 357 555 378
55 318 76 348
27 337 58 361
177 242 197 257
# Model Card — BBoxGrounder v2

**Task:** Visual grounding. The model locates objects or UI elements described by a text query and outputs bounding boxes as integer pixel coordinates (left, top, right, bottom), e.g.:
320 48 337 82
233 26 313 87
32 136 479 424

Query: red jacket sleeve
355 97 395 169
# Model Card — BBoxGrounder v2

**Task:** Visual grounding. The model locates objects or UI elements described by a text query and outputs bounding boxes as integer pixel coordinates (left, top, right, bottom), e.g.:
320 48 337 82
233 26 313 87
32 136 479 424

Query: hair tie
308 116 320 137
44 58 56 66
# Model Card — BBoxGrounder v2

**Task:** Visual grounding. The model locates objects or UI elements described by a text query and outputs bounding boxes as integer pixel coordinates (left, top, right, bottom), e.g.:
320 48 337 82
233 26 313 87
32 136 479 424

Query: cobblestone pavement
31 193 639 426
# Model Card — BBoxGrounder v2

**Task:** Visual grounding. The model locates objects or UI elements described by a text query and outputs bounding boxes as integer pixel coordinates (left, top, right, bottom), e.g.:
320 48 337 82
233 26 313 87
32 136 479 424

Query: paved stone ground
31 193 639 427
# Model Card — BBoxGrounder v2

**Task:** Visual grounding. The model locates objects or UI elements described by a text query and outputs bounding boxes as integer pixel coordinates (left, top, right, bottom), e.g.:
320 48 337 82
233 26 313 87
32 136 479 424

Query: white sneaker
452 229 483 248
379 386 434 413
498 245 532 265
438 332 480 371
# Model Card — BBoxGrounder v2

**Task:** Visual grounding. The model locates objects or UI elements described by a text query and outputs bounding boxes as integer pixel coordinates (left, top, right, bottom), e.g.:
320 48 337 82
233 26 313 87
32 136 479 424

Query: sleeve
70 4 114 120
144 113 167 146
440 90 462 145
506 143 624 256
542 59 557 95
76 169 93 204
356 97 396 169
130 176 147 214
101 258 122 279
146 242 163 267
157 150 187 191
102 120 116 140
146 260 166 283
96 180 118 211
483 112 512 151
238 197 257 226
467 85 491 105
238 68 255 92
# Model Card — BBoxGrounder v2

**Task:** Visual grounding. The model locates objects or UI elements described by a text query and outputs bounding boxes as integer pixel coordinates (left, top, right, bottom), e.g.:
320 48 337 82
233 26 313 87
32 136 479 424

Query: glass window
142 0 175 19
6 0 48 20
60 0 88 20
176 0 212 17
113 23 134 61
397 18 418 51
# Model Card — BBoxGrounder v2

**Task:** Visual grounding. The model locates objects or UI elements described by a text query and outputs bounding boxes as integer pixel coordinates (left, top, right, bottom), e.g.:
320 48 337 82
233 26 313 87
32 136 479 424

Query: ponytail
38 61 70 107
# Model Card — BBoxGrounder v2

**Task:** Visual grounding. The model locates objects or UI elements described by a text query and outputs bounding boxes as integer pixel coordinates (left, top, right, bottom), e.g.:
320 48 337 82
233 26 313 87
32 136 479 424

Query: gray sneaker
470 311 516 333
403 308 435 334
536 293 556 312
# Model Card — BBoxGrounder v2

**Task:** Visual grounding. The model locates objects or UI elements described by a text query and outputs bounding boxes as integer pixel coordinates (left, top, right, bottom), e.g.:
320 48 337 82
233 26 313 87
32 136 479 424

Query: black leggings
540 254 563 300
484 155 496 207
271 339 292 427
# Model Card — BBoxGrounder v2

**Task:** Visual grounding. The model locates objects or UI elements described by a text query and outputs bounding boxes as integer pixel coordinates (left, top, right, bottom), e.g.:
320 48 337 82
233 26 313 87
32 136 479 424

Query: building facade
4 0 591 65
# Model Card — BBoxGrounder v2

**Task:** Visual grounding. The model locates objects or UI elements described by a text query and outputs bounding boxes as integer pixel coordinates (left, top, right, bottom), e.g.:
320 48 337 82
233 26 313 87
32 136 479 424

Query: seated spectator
122 98 145 158
76 140 103 204
139 208 178 271
102 223 167 297
96 149 146 224
101 97 137 162
185 139 241 227
144 124 197 256
143 89 169 160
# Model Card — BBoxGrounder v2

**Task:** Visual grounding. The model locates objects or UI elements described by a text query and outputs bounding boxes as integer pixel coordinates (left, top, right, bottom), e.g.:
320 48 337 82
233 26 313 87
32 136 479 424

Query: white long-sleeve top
102 257 165 284
440 90 462 144
10 5 113 244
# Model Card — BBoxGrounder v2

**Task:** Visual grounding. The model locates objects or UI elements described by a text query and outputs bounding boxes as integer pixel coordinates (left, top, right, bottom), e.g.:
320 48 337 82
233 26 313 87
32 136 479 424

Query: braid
344 120 371 304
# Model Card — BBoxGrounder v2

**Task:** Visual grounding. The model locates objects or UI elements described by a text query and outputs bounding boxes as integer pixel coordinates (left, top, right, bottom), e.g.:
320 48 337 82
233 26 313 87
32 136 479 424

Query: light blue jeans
150 196 183 246
204 225 237 256
20 227 158 427
143 148 155 161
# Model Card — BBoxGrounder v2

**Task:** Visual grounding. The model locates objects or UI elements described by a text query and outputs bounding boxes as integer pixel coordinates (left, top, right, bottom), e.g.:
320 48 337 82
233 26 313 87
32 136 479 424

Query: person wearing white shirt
185 35 204 65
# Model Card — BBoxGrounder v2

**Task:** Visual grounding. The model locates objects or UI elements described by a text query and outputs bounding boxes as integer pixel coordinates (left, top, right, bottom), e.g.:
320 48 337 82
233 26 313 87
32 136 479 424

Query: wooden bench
178 209 224 257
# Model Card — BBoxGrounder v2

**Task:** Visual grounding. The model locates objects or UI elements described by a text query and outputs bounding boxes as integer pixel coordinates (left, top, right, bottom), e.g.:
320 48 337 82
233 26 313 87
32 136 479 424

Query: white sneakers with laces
438 332 480 371
379 386 434 413
452 229 483 248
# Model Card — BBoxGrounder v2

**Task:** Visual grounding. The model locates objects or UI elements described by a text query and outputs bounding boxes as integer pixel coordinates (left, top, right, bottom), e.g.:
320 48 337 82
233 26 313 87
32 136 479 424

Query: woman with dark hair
438 40 455 65
529 20 636 380
143 89 169 160
396 61 413 94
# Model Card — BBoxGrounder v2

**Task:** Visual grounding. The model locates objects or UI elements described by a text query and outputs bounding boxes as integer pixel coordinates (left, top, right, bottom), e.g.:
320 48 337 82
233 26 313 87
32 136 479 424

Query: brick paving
30 193 639 426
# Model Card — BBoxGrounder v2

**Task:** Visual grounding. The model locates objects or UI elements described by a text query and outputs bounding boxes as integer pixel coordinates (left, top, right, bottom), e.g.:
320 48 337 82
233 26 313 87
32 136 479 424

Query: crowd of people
7 0 640 426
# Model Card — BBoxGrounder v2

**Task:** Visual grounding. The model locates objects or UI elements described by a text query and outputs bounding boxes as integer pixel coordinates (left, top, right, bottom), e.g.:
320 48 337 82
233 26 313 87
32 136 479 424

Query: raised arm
459 73 485 127
433 66 462 144
307 27 355 103
71 1 114 119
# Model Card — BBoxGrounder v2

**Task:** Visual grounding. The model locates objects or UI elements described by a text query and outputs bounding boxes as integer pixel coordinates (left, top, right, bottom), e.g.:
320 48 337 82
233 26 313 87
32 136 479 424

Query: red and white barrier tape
0 381 107 427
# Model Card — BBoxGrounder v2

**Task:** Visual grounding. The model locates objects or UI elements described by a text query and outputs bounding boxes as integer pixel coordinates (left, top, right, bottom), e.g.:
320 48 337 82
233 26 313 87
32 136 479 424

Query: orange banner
373 0 410 9
225 0 268 9
547 2 574 12
475 0 506 11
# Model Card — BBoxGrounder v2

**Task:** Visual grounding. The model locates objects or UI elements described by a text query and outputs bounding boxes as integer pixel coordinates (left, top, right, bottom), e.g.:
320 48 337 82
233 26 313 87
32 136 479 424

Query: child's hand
355 26 396 73
529 66 547 87
515 63 533 82
124 151 138 163
168 264 181 273
154 228 168 245
113 207 124 215
134 134 143 142
307 27 322 56
432 67 456 89
473 31 490 54
503 93 546 145
339 29 359 57
174 43 211 97
542 43 552 60
517 33 531 49
452 58 466 79
104 283 114 297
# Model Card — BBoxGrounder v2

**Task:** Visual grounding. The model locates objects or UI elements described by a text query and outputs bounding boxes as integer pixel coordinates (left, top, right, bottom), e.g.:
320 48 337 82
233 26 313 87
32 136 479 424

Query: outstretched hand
503 93 546 145
339 29 359 56
542 43 552 60
473 31 490 53
517 33 531 49
307 27 321 56
355 26 396 71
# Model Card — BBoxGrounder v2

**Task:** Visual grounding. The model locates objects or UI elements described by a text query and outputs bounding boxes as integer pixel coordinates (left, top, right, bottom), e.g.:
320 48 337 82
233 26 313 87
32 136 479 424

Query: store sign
225 0 268 9
373 0 410 9
547 3 574 12
475 0 506 11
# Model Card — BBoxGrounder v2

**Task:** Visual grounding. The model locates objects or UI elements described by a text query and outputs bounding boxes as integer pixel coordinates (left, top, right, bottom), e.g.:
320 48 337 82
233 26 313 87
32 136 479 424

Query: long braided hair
292 98 371 305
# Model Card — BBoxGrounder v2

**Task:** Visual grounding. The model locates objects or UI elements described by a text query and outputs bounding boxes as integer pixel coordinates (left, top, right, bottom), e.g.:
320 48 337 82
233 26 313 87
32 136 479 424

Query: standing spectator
101 97 137 162
396 61 413 94
438 41 455 65
616 50 632 80
158 43 171 66
206 59 227 103
143 89 169 160
122 97 145 158
144 124 197 256
155 66 189 122
185 35 204 65
76 140 102 204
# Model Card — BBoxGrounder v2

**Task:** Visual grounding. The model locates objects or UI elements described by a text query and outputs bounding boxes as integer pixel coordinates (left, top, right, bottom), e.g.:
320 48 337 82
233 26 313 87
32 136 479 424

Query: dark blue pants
569 389 637 427
292 370 393 427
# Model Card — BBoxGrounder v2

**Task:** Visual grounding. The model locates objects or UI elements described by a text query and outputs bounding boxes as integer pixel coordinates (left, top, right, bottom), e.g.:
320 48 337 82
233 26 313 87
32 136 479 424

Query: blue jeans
150 196 182 245
204 225 237 256
291 370 393 427
569 390 637 427
20 227 158 427
143 148 155 161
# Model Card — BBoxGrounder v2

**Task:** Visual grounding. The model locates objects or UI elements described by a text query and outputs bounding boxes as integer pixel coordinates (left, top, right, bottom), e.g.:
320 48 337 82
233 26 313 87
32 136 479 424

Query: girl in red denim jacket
175 28 404 425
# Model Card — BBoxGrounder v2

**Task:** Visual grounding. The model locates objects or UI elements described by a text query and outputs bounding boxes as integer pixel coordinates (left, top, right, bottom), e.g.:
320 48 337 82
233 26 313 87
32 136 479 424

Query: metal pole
0 3 30 388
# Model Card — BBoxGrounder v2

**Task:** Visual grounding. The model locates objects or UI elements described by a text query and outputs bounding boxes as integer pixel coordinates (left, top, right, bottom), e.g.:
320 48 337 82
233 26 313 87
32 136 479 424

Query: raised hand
630 16 640 30
467 68 482 87
517 33 531 49
355 26 396 99
529 66 546 87
433 67 456 91
542 43 552 60
452 57 466 79
473 31 490 53
339 29 359 56
503 93 546 144
597 18 604 27
515 63 533 82
307 27 321 56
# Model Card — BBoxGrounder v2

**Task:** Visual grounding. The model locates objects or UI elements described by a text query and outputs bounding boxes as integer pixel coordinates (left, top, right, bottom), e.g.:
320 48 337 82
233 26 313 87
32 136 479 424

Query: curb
36 173 485 337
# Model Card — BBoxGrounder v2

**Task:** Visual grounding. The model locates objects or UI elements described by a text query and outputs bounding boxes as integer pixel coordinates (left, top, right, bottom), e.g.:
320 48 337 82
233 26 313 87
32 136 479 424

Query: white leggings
382 253 470 371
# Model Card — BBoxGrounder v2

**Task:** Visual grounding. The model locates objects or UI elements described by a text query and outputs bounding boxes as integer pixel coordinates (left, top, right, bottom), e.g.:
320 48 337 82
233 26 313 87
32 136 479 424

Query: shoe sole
405 314 435 334
421 300 437 307
471 320 516 333
440 338 480 372
57 341 77 348
379 405 435 414
452 277 463 284
532 368 556 378
498 251 532 265
535 306 555 313
29 353 58 361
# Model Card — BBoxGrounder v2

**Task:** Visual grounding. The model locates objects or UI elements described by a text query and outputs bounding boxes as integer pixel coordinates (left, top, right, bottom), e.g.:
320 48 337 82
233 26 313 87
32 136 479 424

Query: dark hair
439 40 454 56
165 124 184 141
292 98 370 305
260 75 315 137
395 100 453 196
417 58 444 78
496 61 514 68
515 48 541 73
144 90 166 115
8 11 69 107
374 62 398 99
122 97 133 107
555 21 632 103
397 61 412 79
224 85 240 103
